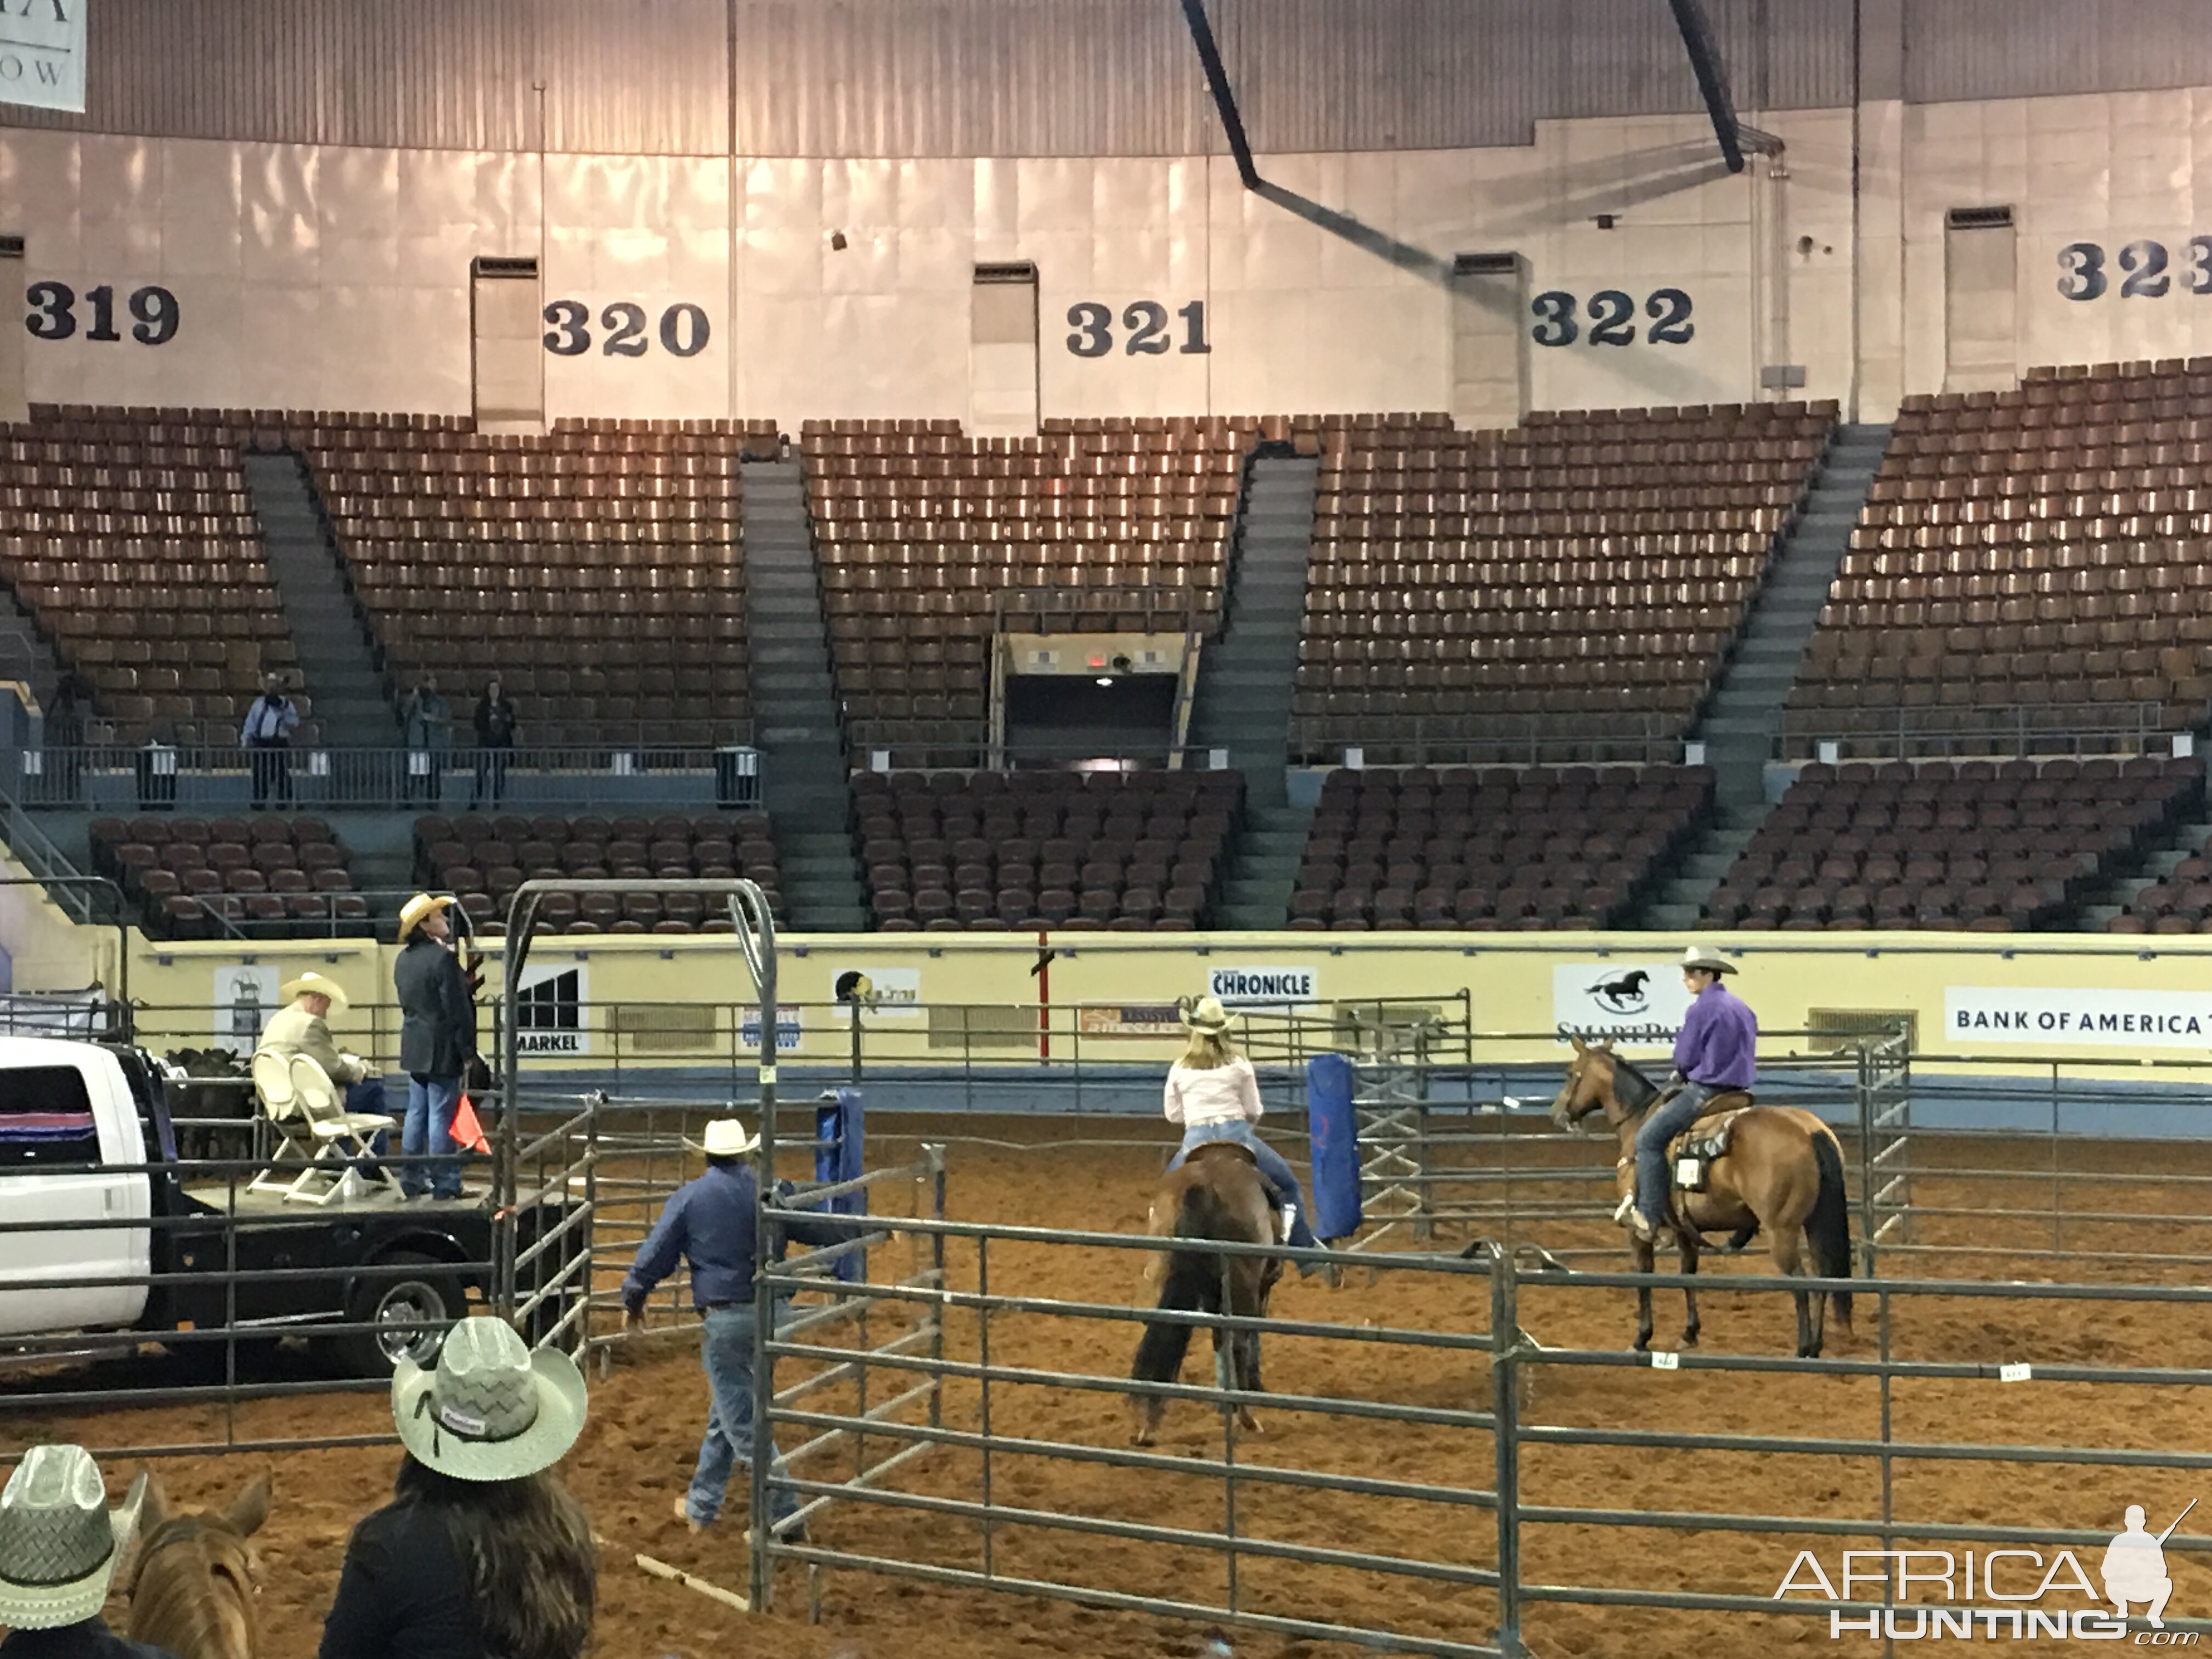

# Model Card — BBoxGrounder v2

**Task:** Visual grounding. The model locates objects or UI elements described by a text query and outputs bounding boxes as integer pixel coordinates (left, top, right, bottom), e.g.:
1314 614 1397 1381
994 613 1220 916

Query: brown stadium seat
1291 763 1714 931
86 813 366 940
1293 403 1837 765
1706 757 2202 932
852 768 1243 930
1785 360 2212 757
411 812 782 933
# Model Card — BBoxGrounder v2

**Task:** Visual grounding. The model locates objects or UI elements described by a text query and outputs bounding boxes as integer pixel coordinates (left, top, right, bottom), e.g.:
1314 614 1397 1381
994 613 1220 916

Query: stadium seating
1786 361 2212 755
853 768 1244 930
87 814 364 939
0 405 293 744
1288 764 1715 929
1295 403 1836 764
802 415 1256 760
411 811 782 932
298 414 770 748
1704 757 2202 930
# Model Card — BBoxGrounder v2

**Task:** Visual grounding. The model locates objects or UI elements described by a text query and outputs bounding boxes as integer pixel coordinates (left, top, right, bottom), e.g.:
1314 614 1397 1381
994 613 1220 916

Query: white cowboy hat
398 893 457 941
392 1317 587 1484
1679 945 1737 975
687 1118 759 1159
1181 995 1234 1034
0 1445 149 1630
279 972 349 1013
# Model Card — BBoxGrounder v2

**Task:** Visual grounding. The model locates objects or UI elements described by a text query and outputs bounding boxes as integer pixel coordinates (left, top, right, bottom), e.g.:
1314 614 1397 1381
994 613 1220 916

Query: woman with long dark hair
318 1318 594 1659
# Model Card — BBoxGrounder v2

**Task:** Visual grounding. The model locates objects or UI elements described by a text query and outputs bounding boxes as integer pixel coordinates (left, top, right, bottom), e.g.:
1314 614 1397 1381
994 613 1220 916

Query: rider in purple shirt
1629 945 1757 1240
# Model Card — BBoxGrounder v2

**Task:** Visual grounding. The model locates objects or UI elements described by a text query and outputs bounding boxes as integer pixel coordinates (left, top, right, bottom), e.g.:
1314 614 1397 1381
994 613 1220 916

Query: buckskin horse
1549 1036 1854 1357
1128 1143 1282 1446
125 1474 270 1659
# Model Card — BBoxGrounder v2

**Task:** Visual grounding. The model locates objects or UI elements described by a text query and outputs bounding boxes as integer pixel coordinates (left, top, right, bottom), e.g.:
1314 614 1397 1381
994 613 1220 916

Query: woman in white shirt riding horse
1161 995 1322 1271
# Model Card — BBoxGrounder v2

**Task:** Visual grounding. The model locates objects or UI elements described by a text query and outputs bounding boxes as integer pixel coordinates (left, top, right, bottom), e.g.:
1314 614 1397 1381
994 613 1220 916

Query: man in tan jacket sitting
256 972 387 1121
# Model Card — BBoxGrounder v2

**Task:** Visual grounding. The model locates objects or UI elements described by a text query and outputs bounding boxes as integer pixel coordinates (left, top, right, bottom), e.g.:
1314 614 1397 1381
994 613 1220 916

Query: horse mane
127 1517 259 1659
1607 1052 1662 1116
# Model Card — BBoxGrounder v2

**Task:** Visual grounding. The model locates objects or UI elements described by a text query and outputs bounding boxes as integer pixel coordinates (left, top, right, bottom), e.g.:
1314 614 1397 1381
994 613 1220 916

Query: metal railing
15 743 765 812
852 739 1234 772
1778 699 2183 760
1288 711 1688 766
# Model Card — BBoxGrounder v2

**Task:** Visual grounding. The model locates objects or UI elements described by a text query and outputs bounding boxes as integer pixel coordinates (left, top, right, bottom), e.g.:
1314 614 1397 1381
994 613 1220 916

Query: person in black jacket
319 1318 594 1659
392 893 475 1200
469 679 518 810
0 1444 175 1659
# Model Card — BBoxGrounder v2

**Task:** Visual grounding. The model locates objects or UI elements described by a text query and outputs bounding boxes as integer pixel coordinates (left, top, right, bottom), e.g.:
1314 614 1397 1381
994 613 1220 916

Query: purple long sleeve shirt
1672 980 1757 1087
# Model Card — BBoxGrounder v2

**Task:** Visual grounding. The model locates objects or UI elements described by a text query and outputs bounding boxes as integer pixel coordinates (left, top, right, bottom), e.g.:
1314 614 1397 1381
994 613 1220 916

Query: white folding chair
246 1049 315 1198
283 1054 400 1206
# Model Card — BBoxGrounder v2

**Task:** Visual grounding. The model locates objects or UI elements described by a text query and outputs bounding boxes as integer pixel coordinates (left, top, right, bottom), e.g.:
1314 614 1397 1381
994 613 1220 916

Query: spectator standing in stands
318 1318 595 1659
44 672 89 804
623 1119 852 1542
470 677 518 810
240 672 298 810
393 893 473 1201
401 673 453 804
0 1443 173 1659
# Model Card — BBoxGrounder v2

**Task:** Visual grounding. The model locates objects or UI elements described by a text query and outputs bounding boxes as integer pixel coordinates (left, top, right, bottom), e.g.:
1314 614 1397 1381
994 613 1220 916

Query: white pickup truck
0 1035 548 1376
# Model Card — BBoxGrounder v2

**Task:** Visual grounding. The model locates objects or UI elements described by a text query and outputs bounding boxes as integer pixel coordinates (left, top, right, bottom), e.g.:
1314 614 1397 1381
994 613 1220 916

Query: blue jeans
1634 1081 1717 1227
402 1073 462 1199
1170 1121 1318 1250
685 1300 798 1526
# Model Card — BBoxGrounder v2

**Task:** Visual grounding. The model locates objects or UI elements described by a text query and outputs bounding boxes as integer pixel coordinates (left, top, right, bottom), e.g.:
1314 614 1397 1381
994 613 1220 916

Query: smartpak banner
1945 985 2212 1048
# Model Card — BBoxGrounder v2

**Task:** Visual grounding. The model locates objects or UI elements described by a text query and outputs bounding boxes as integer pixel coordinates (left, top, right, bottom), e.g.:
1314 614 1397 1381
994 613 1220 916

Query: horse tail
1806 1130 1853 1330
1131 1184 1215 1389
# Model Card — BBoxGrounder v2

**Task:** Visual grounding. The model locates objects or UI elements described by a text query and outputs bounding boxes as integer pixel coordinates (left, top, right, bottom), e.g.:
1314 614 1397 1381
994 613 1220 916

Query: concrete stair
0 582 61 711
1637 806 1761 934
740 460 867 931
1189 456 1318 928
245 453 397 749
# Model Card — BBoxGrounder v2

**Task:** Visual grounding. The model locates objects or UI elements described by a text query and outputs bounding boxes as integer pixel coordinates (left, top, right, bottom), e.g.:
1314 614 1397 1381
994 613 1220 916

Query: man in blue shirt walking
622 1118 849 1541
1628 945 1758 1242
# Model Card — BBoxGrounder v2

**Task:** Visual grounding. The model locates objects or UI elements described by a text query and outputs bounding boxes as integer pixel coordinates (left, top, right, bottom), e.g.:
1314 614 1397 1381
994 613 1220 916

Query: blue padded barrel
814 1087 867 1282
1305 1053 1361 1243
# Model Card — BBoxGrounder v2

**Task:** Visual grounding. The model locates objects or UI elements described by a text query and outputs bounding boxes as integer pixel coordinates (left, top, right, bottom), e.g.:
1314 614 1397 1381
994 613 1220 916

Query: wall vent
1945 206 2013 230
471 255 539 279
1453 252 1519 276
974 261 1038 284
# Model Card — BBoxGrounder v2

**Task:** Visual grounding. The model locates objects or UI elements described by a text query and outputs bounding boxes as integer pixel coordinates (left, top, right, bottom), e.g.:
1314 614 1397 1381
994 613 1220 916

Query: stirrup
1612 1193 1635 1226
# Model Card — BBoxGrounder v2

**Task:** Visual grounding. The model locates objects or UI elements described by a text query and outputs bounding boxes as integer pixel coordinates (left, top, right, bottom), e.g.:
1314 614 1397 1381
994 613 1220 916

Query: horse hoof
1238 1412 1264 1435
1131 1431 1154 1448
1680 1332 1700 1349
1632 1336 1651 1353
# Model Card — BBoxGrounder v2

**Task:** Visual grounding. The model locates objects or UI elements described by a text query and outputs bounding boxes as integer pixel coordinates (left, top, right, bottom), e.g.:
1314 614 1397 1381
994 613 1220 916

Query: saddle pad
1669 1107 1749 1193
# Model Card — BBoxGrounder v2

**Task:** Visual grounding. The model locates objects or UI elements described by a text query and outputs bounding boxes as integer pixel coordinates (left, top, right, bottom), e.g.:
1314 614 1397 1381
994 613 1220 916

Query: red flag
450 1092 491 1155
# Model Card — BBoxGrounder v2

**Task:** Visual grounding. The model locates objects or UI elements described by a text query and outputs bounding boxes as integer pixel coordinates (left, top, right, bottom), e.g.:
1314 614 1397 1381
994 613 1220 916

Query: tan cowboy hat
1181 994 1233 1034
686 1118 760 1159
392 1317 587 1484
398 893 457 941
1679 944 1737 975
279 972 349 1012
0 1445 149 1630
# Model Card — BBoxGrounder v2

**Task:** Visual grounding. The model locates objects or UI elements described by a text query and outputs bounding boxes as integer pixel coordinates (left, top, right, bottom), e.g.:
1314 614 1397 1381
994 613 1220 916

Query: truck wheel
332 1252 462 1378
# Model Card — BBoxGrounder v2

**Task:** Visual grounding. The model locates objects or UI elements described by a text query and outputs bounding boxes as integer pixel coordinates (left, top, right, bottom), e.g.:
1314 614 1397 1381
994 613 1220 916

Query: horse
1549 1036 1854 1358
1128 1143 1282 1447
161 1047 258 1164
125 1474 270 1659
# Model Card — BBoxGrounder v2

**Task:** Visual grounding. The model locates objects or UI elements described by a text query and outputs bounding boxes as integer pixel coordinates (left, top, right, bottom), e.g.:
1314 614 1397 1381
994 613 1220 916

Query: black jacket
1 1621 179 1659
317 1499 478 1659
394 935 475 1080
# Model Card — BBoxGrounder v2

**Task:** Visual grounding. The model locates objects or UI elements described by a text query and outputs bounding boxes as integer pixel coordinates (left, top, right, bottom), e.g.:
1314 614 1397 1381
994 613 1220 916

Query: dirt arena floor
5 1118 2210 1659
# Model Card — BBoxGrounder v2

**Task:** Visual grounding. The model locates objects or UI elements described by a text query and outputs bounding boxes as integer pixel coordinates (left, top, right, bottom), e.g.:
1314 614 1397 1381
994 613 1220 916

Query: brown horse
125 1475 270 1659
1549 1037 1854 1358
1128 1143 1282 1446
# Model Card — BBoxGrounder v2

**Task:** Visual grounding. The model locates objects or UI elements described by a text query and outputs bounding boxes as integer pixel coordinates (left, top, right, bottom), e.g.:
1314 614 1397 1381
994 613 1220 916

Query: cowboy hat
393 1317 586 1484
279 972 349 1013
1181 995 1233 1034
1679 945 1737 975
398 893 456 941
0 1445 148 1630
686 1118 759 1159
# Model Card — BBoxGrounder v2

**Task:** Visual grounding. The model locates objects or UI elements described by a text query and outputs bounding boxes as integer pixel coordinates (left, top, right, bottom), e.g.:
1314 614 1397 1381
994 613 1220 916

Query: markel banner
1945 985 2212 1048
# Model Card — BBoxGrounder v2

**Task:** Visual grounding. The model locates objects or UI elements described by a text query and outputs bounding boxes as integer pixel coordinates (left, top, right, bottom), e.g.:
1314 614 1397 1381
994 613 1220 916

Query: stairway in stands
1640 422 1892 930
244 454 397 750
0 586 60 712
740 459 867 931
1189 455 1319 928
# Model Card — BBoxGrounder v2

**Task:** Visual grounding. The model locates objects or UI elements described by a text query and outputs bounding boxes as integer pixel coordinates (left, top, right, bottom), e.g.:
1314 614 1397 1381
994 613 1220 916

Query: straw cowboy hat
279 972 349 1012
686 1118 760 1159
0 1444 149 1630
398 893 457 941
393 1317 586 1484
1679 944 1737 975
1181 994 1234 1034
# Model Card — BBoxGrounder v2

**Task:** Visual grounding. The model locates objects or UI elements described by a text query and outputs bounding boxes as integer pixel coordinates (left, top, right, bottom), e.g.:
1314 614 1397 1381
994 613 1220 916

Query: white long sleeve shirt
1163 1057 1265 1128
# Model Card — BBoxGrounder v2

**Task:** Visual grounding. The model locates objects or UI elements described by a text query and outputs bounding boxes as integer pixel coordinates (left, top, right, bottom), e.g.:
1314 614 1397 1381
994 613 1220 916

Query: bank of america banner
1945 985 2212 1048
0 0 85 112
